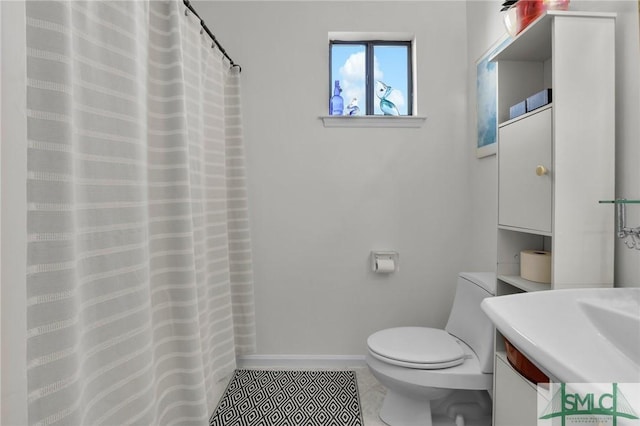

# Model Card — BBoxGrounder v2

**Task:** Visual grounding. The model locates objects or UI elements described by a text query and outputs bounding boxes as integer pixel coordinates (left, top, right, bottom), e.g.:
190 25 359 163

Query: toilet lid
367 327 465 369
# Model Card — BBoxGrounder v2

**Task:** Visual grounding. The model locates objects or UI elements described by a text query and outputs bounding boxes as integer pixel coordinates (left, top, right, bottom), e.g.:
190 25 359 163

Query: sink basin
481 288 640 383
579 294 640 364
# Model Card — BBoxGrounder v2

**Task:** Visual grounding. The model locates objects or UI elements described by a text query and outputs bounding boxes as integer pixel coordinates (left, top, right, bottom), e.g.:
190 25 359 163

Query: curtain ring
185 8 189 16
200 28 204 35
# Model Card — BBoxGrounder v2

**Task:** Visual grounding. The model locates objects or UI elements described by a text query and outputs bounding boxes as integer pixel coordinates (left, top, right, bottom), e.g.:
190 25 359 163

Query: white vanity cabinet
490 11 616 426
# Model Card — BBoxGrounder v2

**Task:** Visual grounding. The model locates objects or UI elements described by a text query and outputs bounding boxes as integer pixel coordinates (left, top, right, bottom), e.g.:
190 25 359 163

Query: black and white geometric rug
209 370 363 426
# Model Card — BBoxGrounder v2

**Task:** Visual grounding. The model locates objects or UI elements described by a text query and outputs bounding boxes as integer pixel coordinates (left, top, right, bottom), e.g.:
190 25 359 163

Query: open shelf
498 275 551 292
499 104 552 128
498 225 552 237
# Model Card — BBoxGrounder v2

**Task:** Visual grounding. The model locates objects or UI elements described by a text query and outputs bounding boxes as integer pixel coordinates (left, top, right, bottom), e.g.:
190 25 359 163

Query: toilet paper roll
375 258 396 273
520 250 551 284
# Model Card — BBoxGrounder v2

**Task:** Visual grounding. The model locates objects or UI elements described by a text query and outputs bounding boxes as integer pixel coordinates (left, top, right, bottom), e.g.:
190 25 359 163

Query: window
329 40 413 116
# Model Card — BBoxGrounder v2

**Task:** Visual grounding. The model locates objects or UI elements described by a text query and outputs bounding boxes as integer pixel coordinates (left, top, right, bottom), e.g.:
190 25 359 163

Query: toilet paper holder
371 251 399 273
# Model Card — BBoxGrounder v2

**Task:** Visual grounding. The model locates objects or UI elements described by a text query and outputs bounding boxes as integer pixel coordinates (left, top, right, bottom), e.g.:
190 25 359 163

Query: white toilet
366 272 496 426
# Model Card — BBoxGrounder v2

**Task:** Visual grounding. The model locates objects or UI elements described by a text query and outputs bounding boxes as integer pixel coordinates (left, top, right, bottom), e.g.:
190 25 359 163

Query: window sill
320 116 427 128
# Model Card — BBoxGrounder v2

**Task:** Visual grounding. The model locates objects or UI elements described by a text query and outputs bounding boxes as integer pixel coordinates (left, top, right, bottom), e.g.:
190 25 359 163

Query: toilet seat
367 327 466 370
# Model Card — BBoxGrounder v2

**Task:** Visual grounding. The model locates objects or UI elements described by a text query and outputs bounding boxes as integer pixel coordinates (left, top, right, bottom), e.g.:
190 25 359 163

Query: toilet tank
445 272 496 374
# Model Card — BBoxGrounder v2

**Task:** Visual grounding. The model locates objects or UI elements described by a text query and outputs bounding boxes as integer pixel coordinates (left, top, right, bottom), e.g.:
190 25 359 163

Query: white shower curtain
25 1 255 424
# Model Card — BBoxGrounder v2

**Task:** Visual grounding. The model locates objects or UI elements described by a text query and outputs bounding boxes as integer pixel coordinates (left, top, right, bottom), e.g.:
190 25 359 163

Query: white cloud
340 51 367 81
338 52 368 114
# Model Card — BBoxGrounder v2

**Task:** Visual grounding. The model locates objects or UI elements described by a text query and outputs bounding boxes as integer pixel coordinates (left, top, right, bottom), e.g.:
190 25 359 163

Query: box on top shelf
509 100 527 120
526 89 552 112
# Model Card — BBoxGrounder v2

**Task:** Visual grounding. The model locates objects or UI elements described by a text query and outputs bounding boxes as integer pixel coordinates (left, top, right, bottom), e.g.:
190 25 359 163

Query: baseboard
237 354 367 369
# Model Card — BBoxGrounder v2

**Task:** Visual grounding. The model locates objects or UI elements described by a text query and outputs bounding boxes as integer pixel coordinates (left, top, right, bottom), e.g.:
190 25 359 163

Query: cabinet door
498 108 552 233
494 356 540 426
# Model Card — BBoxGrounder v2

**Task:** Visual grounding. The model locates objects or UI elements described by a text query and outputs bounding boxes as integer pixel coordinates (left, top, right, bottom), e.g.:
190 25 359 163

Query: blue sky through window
373 45 408 115
331 44 366 116
331 43 409 116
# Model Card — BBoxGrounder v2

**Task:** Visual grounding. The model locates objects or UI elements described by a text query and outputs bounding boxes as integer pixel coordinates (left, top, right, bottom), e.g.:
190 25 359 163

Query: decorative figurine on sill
375 81 399 116
346 97 360 116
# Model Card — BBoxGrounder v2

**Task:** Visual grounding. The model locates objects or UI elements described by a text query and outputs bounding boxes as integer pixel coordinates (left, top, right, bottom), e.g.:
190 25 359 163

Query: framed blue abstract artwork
476 34 511 158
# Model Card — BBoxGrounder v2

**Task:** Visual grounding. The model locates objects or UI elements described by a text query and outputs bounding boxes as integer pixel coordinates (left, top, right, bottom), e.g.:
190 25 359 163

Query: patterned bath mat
209 369 363 426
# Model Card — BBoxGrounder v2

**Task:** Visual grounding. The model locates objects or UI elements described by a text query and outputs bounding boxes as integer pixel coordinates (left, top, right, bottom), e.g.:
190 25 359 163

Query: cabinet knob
536 165 548 176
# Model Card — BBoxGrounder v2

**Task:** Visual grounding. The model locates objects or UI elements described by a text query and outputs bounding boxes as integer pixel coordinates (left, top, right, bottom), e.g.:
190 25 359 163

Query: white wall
465 1 640 287
464 1 505 274
194 1 473 355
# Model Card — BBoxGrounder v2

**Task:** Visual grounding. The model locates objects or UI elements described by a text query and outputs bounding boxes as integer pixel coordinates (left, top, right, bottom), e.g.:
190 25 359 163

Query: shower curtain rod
183 0 241 72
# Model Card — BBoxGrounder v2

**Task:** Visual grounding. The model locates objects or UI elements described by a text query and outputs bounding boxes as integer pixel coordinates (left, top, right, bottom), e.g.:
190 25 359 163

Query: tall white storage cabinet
490 11 616 426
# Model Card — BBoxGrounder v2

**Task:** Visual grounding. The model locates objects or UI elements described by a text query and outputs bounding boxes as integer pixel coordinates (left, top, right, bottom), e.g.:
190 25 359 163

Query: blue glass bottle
329 80 344 115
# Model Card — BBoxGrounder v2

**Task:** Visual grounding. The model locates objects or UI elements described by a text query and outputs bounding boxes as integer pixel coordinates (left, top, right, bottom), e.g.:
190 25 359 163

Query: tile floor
357 368 494 426
354 367 388 426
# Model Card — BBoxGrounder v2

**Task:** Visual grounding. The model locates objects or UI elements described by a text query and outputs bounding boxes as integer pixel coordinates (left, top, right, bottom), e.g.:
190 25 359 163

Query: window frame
329 40 413 116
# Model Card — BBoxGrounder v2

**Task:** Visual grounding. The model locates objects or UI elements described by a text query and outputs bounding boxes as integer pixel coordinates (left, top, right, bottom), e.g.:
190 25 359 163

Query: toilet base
380 389 435 426
378 389 493 426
